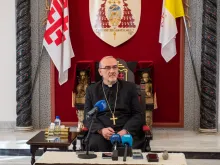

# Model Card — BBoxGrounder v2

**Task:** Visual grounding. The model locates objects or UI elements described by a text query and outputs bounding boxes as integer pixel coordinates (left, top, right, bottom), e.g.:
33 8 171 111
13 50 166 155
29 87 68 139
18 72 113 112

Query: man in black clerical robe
83 56 145 152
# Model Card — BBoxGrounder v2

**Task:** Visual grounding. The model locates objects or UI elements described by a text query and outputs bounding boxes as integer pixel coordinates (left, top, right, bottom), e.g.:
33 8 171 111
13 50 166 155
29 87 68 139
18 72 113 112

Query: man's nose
109 67 115 71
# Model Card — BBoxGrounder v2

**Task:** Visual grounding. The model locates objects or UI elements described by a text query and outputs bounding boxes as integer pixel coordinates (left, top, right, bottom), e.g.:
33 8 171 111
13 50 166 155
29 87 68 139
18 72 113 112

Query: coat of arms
90 0 141 47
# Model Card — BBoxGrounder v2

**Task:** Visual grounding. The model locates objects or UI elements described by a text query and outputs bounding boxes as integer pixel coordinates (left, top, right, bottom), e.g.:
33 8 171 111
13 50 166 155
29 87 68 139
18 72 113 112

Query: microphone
86 100 107 118
110 134 121 161
121 134 133 162
78 100 107 159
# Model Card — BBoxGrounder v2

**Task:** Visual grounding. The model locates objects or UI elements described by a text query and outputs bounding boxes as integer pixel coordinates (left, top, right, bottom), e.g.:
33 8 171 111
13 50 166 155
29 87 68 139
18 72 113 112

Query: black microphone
86 100 107 118
110 134 121 161
78 100 107 159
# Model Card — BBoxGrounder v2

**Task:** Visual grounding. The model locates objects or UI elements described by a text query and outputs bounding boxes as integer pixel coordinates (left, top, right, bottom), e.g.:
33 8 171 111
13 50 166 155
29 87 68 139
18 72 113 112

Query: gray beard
103 79 117 87
107 80 117 86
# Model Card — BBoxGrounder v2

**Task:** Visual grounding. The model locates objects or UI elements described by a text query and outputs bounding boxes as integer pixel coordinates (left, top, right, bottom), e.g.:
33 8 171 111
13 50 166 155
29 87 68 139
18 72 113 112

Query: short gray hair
99 56 115 68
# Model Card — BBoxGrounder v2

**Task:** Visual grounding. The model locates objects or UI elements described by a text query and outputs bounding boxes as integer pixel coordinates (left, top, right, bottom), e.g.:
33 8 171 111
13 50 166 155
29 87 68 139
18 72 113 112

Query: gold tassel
184 0 191 27
42 0 51 26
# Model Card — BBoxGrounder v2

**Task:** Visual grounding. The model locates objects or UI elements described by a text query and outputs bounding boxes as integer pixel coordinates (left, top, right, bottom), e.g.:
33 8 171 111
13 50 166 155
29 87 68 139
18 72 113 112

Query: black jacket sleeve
122 83 145 135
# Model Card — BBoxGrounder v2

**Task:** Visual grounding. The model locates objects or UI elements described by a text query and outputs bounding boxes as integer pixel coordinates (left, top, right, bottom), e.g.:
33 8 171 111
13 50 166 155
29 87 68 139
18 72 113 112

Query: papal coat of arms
90 0 141 47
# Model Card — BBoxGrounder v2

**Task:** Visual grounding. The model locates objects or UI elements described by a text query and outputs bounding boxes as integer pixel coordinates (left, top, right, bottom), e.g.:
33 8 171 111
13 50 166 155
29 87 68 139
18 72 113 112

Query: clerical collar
103 81 117 88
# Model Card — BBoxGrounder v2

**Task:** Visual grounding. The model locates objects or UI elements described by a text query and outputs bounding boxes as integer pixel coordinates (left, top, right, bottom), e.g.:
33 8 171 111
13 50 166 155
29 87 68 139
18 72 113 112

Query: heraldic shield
90 0 141 47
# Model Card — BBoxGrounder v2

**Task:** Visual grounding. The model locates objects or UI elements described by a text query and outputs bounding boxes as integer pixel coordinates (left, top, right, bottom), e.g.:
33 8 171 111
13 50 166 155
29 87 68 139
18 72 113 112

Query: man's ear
98 68 102 76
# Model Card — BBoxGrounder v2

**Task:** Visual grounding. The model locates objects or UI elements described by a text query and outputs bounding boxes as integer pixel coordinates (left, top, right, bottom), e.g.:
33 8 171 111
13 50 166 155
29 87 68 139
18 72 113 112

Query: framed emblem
90 0 141 47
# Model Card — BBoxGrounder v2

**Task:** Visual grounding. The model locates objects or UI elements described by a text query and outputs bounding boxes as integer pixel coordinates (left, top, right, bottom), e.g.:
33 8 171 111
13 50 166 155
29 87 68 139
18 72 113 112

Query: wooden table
26 131 78 165
35 152 187 165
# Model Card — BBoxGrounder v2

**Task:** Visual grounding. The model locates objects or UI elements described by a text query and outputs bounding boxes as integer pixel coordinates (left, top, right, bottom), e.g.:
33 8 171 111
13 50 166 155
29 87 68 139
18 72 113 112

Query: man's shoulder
87 80 136 90
119 80 136 87
87 80 102 91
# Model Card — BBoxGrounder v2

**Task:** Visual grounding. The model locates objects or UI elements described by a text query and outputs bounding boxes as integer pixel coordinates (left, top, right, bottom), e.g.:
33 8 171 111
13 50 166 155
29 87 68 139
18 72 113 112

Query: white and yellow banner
159 0 185 62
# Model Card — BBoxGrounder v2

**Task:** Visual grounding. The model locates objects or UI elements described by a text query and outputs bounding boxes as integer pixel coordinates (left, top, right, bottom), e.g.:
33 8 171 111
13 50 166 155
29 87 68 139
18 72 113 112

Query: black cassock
84 80 145 152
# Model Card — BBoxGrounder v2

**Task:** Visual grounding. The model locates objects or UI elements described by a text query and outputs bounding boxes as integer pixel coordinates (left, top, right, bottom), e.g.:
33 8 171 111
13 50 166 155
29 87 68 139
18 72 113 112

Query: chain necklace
102 81 118 125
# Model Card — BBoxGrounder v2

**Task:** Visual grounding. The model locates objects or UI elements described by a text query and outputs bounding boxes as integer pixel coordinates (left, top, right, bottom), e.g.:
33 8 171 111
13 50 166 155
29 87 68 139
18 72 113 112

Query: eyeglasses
99 65 118 70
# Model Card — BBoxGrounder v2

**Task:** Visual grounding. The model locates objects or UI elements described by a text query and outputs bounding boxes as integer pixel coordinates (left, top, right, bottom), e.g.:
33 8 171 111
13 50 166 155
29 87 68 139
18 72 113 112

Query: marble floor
0 129 220 165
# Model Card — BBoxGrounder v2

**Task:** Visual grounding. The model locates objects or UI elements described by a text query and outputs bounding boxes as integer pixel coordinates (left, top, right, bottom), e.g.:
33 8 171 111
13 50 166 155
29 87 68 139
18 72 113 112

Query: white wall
0 1 16 121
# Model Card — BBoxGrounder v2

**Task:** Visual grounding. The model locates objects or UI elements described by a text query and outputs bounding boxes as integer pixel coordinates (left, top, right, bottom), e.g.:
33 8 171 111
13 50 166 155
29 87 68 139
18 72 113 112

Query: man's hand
117 129 127 136
100 127 115 140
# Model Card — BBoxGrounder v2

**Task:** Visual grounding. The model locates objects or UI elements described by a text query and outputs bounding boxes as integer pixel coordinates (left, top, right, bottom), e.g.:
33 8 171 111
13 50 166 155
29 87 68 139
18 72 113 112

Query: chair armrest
75 127 88 151
77 127 88 139
142 125 153 152
142 125 153 140
77 133 87 140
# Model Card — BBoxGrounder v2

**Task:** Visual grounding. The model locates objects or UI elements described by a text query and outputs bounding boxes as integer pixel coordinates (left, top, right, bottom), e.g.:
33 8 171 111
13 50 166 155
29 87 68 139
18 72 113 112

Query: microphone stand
123 144 128 162
78 114 97 159
112 143 118 161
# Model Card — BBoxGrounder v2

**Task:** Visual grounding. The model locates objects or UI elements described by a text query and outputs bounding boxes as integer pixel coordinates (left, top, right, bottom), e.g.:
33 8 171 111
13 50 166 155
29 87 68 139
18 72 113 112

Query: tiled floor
151 130 220 152
0 129 219 165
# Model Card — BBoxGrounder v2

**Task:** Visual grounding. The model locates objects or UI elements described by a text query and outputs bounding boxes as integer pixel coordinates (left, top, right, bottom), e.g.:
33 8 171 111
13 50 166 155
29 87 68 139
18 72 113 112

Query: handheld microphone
110 134 121 161
86 100 107 118
121 134 133 162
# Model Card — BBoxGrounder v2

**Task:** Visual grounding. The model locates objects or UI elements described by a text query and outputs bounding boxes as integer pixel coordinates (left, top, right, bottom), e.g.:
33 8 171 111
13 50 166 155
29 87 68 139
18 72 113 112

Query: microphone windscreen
94 100 107 112
110 134 121 144
122 134 133 147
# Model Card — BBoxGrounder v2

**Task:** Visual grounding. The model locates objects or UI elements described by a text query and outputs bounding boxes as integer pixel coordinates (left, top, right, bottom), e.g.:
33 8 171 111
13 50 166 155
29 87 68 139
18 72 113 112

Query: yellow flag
165 0 185 18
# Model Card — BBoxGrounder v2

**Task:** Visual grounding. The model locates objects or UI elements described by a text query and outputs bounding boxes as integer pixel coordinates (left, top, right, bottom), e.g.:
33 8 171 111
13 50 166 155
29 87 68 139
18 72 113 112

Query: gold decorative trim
72 92 76 107
76 97 86 104
118 63 128 81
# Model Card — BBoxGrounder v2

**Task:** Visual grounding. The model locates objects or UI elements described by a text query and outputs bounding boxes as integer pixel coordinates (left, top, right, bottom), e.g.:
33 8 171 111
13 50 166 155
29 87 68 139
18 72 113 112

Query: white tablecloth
35 152 187 165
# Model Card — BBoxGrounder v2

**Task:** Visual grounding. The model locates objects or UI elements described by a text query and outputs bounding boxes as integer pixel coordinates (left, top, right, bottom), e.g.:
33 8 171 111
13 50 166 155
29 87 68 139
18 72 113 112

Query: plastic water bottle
54 116 61 136
48 123 55 136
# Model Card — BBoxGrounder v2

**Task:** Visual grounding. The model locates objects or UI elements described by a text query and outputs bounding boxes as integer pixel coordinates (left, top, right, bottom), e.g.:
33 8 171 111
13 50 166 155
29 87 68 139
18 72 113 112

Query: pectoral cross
110 114 118 125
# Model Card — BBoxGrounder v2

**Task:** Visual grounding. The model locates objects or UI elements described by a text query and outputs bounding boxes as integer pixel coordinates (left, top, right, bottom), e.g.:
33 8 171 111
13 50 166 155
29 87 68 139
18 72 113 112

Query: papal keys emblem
90 0 141 47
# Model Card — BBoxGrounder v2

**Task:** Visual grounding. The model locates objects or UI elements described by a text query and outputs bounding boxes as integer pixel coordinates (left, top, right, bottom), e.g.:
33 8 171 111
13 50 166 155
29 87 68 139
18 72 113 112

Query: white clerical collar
103 81 117 88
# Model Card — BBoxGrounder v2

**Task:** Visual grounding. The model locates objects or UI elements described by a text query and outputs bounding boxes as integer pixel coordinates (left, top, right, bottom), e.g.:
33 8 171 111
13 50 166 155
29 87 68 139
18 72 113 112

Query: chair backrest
116 58 135 83
116 58 152 127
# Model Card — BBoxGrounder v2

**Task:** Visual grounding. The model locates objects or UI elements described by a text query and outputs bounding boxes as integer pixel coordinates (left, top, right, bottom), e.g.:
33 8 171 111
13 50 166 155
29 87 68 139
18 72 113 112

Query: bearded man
84 56 144 152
